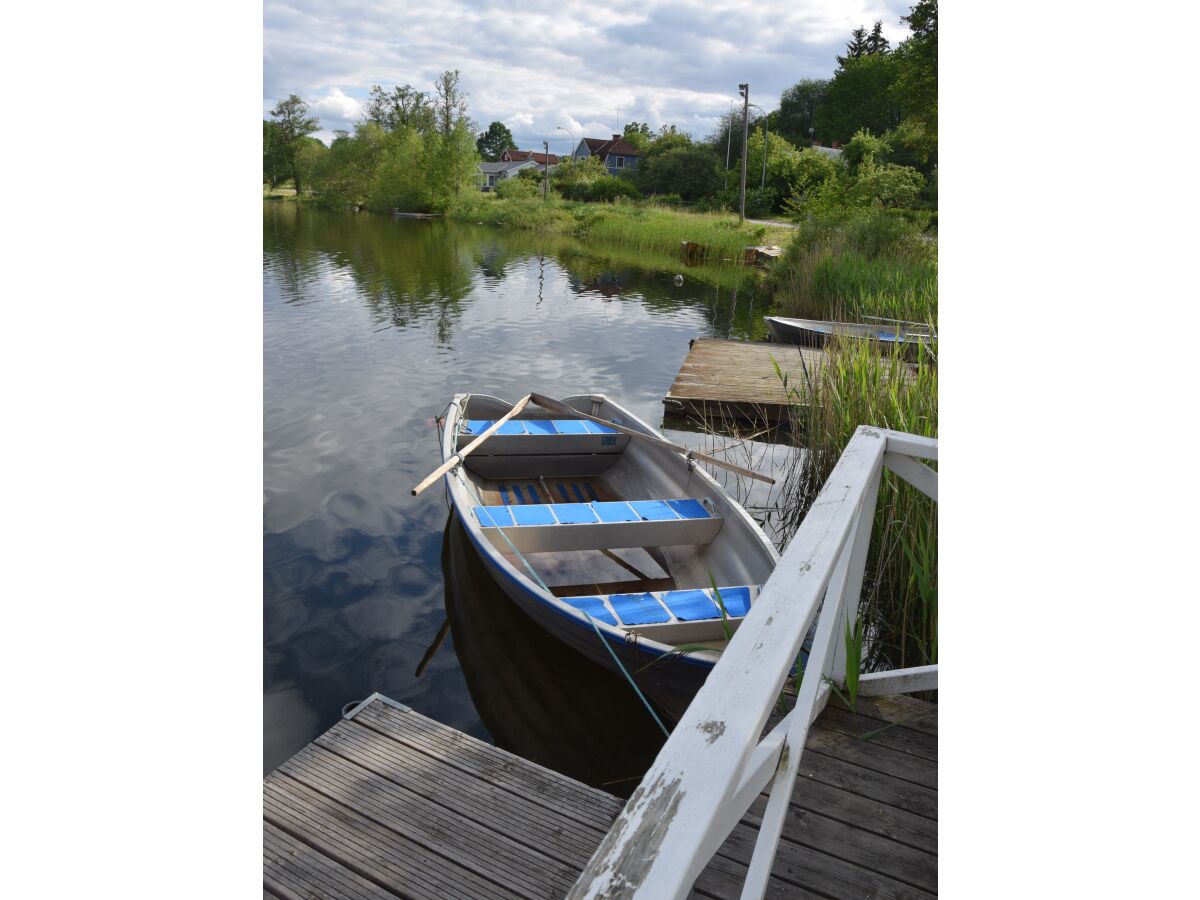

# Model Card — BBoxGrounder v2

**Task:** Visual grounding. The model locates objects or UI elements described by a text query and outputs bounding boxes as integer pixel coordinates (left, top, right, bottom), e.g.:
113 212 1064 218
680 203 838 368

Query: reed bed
780 336 938 672
769 210 937 323
447 195 770 262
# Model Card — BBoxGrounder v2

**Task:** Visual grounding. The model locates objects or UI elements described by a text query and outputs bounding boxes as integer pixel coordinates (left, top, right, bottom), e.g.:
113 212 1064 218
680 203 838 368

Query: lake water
263 201 782 789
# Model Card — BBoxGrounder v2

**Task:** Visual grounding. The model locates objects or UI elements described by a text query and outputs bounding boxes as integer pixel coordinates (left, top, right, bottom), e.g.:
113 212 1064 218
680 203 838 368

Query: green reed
778 335 938 673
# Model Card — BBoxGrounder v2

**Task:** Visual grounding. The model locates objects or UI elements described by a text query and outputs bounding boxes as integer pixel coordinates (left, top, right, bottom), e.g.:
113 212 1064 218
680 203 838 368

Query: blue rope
583 612 670 738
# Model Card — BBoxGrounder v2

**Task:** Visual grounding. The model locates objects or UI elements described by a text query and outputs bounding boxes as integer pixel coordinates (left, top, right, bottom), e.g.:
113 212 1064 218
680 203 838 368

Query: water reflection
441 511 666 795
263 202 777 775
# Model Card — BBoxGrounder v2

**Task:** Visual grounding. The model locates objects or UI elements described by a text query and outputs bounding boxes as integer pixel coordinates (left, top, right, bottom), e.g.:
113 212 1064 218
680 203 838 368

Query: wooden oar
529 393 775 485
412 394 532 496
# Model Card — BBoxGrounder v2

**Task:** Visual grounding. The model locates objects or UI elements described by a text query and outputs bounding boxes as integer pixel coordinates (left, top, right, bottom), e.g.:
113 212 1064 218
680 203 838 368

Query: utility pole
724 99 734 191
542 140 550 201
738 83 750 223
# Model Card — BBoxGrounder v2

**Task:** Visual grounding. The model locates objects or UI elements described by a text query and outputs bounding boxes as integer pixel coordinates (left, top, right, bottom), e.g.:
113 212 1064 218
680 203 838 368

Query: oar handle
412 394 532 496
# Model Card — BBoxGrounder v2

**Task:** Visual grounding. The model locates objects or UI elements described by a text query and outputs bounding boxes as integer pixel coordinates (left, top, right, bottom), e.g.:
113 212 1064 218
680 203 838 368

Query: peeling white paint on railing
567 427 938 900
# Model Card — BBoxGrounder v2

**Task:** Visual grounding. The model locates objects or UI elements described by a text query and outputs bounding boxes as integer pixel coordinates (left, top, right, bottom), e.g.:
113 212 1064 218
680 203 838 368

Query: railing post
826 460 884 686
738 444 885 900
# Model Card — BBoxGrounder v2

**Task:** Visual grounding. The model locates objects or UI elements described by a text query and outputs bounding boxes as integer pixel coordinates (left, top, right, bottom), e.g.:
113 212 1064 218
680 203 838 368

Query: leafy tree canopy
777 79 829 146
622 121 653 153
364 84 434 133
269 95 321 194
893 0 937 133
816 53 901 144
434 70 470 136
476 121 516 161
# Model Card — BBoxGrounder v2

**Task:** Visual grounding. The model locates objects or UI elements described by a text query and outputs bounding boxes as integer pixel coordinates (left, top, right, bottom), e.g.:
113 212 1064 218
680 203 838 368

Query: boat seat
560 585 758 628
456 419 631 458
474 498 722 553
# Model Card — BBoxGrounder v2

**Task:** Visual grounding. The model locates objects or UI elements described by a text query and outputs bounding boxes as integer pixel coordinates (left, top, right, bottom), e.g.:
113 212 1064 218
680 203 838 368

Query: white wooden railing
567 426 938 900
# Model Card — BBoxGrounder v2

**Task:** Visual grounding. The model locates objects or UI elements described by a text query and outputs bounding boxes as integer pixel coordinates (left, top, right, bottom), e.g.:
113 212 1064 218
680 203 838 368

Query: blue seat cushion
564 596 617 626
552 503 598 524
475 506 514 527
609 592 671 625
591 501 639 523
667 499 710 519
660 589 721 621
582 420 618 434
523 420 558 435
511 504 555 526
552 419 589 435
711 586 751 617
628 500 678 521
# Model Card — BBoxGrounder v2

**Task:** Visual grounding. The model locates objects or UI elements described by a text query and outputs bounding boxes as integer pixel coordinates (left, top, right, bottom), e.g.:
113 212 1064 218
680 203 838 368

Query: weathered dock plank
664 337 826 421
264 694 937 897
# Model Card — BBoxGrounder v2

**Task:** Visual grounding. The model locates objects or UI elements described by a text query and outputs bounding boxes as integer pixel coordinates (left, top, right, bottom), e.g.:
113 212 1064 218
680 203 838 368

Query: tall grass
446 194 770 262
779 336 938 673
770 209 937 323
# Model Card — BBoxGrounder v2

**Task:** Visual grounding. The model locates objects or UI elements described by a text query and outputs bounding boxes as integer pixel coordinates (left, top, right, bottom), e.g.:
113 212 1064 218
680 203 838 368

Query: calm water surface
263 202 777 785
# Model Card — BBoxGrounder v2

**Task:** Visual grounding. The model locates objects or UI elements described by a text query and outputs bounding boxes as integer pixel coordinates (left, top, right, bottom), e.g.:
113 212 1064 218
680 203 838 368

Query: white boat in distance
439 392 785 712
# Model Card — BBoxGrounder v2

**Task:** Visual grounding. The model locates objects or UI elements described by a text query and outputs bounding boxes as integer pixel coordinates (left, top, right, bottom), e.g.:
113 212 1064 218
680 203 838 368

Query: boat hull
462 520 713 718
765 316 931 360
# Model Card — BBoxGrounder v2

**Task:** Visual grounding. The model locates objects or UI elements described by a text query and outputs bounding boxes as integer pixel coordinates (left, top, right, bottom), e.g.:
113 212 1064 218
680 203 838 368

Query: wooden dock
263 692 937 898
665 338 827 422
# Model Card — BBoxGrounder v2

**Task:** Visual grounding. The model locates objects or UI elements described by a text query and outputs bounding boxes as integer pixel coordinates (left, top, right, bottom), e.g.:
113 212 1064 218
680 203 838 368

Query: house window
616 156 624 168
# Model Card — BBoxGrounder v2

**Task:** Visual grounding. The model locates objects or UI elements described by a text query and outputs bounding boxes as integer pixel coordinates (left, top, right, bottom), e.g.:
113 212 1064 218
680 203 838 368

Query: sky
264 0 914 149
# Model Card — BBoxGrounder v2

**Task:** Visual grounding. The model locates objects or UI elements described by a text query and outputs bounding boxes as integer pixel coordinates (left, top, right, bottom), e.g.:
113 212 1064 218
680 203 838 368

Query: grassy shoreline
445 194 794 263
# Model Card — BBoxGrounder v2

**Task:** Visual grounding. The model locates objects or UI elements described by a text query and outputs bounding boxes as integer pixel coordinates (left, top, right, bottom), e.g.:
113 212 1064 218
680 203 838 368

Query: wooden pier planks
264 694 937 898
664 337 827 422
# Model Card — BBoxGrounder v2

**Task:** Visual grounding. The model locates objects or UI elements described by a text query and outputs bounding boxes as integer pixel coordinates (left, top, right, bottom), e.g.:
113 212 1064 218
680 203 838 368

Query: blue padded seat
711 586 751 617
564 596 617 626
629 500 678 521
552 503 598 524
511 504 555 526
608 592 671 625
660 589 721 621
591 501 640 523
551 419 588 434
582 420 618 434
667 499 710 519
475 506 514 527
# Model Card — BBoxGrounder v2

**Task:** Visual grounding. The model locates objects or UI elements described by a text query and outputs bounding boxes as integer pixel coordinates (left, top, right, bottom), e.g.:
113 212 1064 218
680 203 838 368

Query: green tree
815 54 901 143
841 129 888 176
837 26 870 67
364 84 435 133
263 120 288 187
635 139 722 201
434 69 470 136
551 156 608 200
269 94 321 195
776 79 829 146
475 121 516 161
893 0 938 134
866 21 891 54
622 121 652 153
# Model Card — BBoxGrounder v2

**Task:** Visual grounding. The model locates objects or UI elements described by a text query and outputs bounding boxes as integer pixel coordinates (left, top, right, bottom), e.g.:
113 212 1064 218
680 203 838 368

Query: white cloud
265 0 915 148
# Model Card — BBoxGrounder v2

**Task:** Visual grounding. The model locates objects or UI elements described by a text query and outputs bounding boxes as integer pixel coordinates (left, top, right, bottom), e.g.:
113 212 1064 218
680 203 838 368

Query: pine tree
867 21 891 54
837 26 870 67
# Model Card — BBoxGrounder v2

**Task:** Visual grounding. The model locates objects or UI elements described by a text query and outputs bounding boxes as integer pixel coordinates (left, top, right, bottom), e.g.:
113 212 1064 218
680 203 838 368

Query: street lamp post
556 125 573 161
738 84 750 223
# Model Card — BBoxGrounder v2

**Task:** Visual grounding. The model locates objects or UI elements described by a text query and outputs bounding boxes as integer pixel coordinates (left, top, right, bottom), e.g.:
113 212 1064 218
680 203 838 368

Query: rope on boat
583 612 670 739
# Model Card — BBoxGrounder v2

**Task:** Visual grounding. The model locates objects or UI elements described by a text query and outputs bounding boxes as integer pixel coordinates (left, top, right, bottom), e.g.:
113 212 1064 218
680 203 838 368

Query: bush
587 176 641 202
495 176 538 199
